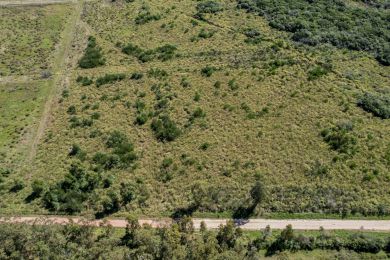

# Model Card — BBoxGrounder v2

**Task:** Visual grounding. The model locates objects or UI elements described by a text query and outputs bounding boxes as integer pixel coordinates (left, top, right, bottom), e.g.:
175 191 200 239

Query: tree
250 180 265 206
216 220 242 250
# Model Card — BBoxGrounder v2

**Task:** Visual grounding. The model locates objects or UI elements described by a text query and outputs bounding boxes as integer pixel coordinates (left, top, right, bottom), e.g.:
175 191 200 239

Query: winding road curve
2 216 390 231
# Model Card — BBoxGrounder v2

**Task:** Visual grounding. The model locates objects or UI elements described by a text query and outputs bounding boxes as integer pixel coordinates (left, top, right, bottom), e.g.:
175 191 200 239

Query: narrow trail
0 0 76 6
25 0 83 177
2 216 390 231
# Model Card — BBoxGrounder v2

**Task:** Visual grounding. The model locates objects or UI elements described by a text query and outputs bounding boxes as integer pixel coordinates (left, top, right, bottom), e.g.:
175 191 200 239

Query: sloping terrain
0 0 389 219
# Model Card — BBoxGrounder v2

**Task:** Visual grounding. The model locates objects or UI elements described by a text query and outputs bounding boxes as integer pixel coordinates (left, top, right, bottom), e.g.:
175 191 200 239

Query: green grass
0 0 389 218
0 81 50 161
0 4 72 76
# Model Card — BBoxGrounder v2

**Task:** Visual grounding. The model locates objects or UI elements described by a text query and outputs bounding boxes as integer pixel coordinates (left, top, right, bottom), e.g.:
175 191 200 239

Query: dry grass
1 0 389 217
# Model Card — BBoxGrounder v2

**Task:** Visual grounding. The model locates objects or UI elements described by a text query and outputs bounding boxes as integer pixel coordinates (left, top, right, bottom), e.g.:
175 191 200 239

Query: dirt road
0 0 75 6
2 216 390 231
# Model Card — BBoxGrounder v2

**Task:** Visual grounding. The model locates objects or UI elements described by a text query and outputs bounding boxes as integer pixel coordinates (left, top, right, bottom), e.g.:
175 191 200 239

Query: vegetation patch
237 0 390 65
79 36 105 69
95 73 126 87
358 92 390 119
122 43 177 62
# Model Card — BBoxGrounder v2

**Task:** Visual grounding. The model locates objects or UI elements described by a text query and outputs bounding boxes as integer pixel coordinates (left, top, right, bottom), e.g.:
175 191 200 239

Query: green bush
307 64 332 81
95 73 125 87
151 115 181 142
201 66 217 77
237 0 389 66
42 164 101 214
196 1 223 15
130 72 144 80
345 233 383 254
79 36 105 69
321 122 357 155
135 11 161 25
122 43 177 62
357 92 390 119
76 76 93 86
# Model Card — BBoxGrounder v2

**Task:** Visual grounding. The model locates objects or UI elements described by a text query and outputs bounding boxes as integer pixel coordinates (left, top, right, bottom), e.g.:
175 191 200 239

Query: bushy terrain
0 4 74 197
0 5 72 76
1 218 390 259
0 0 389 219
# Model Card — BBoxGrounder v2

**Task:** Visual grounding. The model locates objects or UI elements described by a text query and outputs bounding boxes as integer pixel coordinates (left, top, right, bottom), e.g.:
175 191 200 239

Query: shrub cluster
321 121 357 155
92 131 137 170
237 0 390 65
79 36 105 69
135 9 161 25
122 43 177 62
196 1 223 15
151 115 181 142
2 219 389 259
76 76 93 86
358 92 390 119
42 163 103 213
95 73 125 87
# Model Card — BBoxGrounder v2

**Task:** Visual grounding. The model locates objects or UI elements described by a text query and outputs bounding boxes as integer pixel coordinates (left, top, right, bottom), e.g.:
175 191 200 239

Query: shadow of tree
171 204 198 219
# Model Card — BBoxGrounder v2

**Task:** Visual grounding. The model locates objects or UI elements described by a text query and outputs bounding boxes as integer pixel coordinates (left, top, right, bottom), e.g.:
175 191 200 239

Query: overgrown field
0 4 72 76
0 0 389 218
0 3 74 207
0 81 50 162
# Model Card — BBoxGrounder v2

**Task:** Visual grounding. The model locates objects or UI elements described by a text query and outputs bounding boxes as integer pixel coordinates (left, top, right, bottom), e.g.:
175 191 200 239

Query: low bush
42 164 102 213
308 64 332 81
79 36 105 69
76 76 93 86
122 43 177 62
357 92 390 119
135 10 161 25
196 1 223 15
130 72 144 80
95 73 125 87
201 65 217 77
321 122 357 155
151 115 181 142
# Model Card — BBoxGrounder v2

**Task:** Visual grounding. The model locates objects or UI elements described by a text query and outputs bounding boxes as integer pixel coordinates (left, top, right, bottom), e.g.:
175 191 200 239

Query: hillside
0 0 389 220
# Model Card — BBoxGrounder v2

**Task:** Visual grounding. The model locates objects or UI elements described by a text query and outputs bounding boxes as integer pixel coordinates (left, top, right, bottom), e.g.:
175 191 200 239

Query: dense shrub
130 72 144 80
196 1 223 14
321 122 357 155
92 131 137 170
135 10 161 25
357 92 390 119
345 233 383 253
201 65 217 77
236 0 390 65
122 43 177 62
1 219 390 259
151 115 181 142
307 64 332 81
79 36 105 69
76 76 93 86
95 73 125 87
148 68 168 79
42 164 102 213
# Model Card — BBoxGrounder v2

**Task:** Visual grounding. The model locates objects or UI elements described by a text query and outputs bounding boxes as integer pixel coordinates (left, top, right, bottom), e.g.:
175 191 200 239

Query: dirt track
2 216 390 231
0 0 75 6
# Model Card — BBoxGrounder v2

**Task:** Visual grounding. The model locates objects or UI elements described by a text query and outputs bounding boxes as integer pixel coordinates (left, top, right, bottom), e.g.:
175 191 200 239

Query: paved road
2 216 390 231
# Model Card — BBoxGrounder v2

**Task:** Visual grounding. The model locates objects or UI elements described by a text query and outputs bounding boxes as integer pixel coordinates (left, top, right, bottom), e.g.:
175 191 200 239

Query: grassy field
0 0 389 218
0 81 50 161
0 3 75 213
0 4 72 76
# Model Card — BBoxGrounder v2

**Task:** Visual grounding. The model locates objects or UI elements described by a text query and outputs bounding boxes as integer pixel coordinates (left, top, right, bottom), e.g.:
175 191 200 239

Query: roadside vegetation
1 218 390 259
